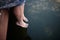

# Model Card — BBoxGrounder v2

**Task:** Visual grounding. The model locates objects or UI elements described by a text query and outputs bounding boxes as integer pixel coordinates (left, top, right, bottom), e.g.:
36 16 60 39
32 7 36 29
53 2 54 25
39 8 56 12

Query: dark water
25 0 60 40
7 0 60 40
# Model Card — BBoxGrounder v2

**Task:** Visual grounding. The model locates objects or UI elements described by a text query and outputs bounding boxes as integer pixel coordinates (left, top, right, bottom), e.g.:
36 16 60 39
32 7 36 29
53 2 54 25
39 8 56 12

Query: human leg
0 9 9 40
13 4 28 28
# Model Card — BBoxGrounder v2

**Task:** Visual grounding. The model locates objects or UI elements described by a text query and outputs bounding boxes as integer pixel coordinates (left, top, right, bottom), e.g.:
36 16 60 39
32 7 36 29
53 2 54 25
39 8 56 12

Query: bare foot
16 21 28 28
23 16 28 22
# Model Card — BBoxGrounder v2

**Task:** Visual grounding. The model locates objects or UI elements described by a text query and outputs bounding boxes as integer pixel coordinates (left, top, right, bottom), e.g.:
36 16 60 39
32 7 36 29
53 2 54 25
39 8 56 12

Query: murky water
25 0 60 40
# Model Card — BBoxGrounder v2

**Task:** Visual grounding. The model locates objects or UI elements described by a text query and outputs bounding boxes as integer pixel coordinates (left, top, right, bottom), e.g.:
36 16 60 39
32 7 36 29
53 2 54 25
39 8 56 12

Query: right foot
23 16 29 22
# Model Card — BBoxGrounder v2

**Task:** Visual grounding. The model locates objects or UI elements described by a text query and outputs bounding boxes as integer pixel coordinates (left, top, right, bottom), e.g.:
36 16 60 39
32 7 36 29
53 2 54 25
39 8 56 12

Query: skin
0 9 9 40
14 4 28 28
0 3 28 40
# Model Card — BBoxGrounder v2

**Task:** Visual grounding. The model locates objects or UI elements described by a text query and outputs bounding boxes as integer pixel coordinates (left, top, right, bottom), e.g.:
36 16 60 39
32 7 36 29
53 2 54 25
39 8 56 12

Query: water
25 0 60 40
